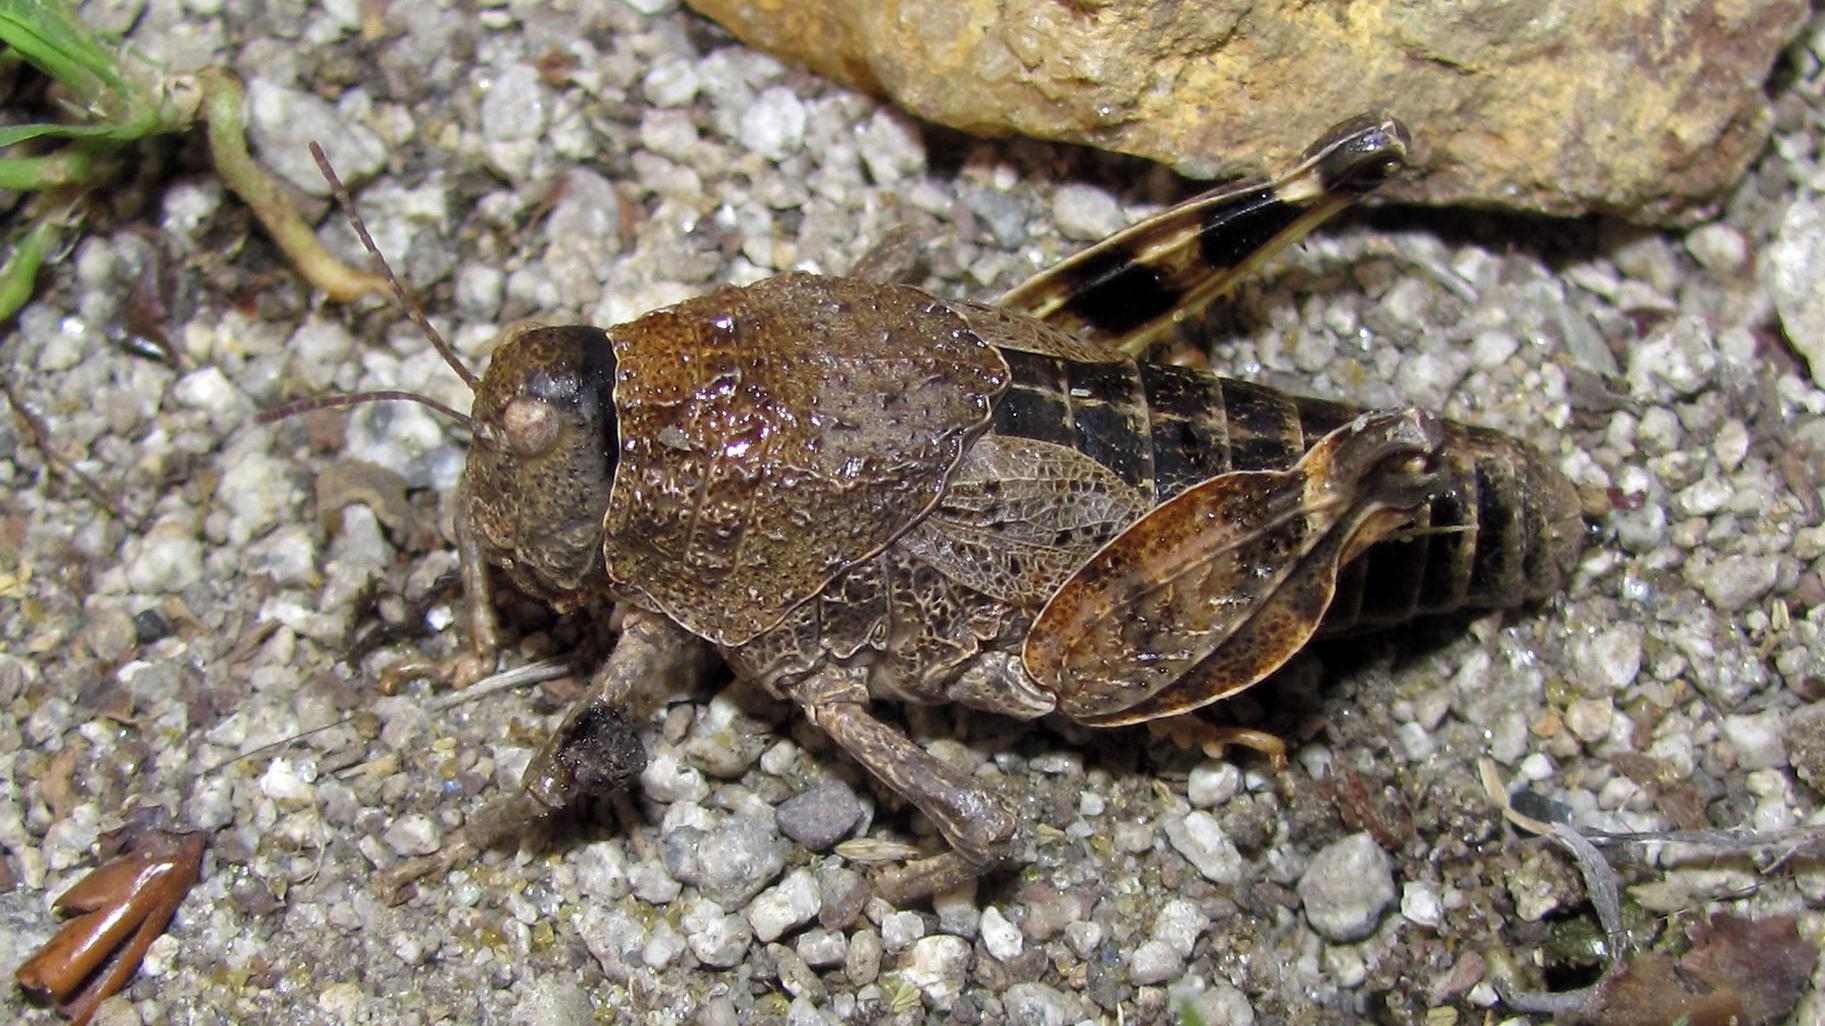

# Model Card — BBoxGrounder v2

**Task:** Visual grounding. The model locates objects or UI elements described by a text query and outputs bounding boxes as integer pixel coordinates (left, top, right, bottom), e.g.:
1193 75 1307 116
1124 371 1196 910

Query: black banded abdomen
986 349 1582 628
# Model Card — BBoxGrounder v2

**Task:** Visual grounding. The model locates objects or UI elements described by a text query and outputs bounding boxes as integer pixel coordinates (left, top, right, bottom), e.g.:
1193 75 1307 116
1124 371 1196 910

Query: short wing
897 434 1153 610
1023 409 1444 724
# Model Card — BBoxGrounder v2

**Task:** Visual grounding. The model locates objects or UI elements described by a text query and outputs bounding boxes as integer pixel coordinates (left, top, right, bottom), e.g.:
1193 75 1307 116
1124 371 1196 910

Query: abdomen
987 348 1584 631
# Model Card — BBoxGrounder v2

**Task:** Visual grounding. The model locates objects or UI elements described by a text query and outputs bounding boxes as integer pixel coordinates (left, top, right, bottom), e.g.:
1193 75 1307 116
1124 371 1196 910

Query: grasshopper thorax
464 323 621 611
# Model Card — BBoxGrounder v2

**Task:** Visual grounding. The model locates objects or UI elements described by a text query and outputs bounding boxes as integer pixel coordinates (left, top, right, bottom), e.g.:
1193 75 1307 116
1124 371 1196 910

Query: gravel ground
4 1 1825 1024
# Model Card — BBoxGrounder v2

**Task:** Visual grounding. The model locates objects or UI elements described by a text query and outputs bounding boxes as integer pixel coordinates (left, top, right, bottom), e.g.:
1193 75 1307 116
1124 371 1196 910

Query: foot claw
1147 715 1288 770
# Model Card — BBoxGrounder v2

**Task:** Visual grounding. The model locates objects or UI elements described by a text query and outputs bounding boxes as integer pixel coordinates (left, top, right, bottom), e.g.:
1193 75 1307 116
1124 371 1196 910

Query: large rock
686 0 1806 224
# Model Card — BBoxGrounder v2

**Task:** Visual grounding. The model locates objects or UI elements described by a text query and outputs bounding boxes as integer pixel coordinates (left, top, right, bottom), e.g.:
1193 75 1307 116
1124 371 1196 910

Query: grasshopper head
464 323 621 610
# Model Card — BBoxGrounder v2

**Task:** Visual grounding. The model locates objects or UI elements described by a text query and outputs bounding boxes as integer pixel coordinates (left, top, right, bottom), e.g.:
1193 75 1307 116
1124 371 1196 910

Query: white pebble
682 898 752 968
259 757 317 804
1721 711 1788 771
980 906 1023 962
1127 939 1184 985
880 909 926 952
1163 810 1244 884
1151 898 1210 958
172 365 240 415
1764 197 1825 379
125 522 205 594
1685 223 1747 275
901 935 970 1006
1564 696 1613 743
747 867 820 943
1187 762 1241 807
1400 882 1443 929
858 107 925 184
640 746 709 803
1582 626 1643 692
643 56 700 107
739 86 808 161
641 920 686 969
1065 919 1103 958
382 813 442 857
1052 184 1123 241
1469 330 1519 370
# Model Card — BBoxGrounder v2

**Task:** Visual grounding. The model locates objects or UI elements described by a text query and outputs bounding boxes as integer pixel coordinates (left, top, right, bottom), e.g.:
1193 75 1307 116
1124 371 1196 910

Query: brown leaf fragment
1319 762 1411 849
15 831 206 1026
1573 913 1818 1026
38 748 79 823
314 459 432 549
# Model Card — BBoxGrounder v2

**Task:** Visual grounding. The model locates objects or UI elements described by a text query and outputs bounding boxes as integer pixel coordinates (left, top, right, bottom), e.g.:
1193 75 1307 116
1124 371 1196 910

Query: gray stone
246 78 386 196
661 812 789 906
1766 196 1825 380
1003 982 1081 1026
775 778 865 850
1052 183 1123 241
682 897 753 968
1694 553 1779 612
1297 832 1396 942
1127 939 1184 985
507 971 591 1015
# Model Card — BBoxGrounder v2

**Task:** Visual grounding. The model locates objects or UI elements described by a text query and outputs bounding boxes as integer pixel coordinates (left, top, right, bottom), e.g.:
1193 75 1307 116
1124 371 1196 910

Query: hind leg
785 668 1021 897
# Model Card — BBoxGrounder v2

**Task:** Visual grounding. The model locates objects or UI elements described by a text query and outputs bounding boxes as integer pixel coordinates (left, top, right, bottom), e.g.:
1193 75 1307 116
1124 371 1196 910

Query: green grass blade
0 0 131 105
0 217 56 324
0 119 139 147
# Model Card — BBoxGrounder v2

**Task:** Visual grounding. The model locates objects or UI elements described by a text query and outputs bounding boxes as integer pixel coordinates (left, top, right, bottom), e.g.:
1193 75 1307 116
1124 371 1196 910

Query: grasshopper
270 113 1583 900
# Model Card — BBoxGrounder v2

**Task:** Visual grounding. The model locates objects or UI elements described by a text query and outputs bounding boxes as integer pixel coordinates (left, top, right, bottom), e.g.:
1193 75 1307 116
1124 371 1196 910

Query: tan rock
685 0 1807 224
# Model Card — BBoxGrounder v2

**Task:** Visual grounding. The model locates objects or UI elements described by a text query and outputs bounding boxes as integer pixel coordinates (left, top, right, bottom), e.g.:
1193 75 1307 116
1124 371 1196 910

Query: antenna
308 141 481 393
255 389 473 429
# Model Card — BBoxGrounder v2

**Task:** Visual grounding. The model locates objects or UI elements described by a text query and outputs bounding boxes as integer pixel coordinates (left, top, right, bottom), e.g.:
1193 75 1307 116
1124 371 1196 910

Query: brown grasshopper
269 113 1583 900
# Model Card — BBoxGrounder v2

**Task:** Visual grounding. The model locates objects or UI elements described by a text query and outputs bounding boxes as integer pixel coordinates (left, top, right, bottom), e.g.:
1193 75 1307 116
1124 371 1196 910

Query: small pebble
381 812 441 857
1127 939 1184 985
245 78 386 195
1721 711 1789 771
979 905 1023 961
1400 882 1443 929
1052 184 1123 241
880 909 926 952
1002 982 1080 1026
682 898 753 969
1686 222 1748 275
1179 982 1256 1026
1694 553 1779 612
1765 196 1825 379
775 778 865 850
740 85 808 161
259 757 318 805
748 867 821 943
1064 920 1103 959
630 857 683 904
508 977 593 1026
900 935 970 1008
1297 833 1396 941
640 746 710 803
1163 810 1244 884
846 929 883 986
1187 762 1242 807
1508 849 1569 921
795 928 847 969
1151 898 1210 958
479 63 548 179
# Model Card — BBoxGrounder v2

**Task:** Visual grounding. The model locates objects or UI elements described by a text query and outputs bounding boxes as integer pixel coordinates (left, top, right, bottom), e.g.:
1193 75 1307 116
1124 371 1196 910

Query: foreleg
376 608 707 900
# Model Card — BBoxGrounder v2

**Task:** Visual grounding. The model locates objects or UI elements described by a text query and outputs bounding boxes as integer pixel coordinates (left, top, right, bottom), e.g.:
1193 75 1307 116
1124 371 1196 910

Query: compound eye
503 396 561 457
